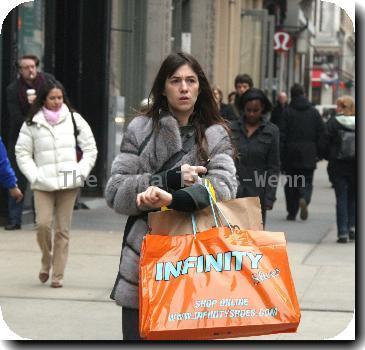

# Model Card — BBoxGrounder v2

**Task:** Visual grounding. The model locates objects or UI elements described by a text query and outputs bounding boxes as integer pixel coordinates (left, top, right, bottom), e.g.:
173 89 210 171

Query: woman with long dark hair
15 80 97 288
105 52 237 340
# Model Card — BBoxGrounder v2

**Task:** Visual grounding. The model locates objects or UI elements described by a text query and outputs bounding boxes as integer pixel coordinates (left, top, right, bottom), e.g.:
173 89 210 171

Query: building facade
0 0 355 221
311 1 355 105
0 0 272 195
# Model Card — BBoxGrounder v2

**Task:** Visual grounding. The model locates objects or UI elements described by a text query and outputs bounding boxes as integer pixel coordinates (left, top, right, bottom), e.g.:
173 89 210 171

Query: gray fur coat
105 113 238 309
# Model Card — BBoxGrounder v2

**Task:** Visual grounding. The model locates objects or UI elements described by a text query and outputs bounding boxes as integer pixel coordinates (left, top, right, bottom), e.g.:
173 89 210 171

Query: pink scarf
42 104 67 126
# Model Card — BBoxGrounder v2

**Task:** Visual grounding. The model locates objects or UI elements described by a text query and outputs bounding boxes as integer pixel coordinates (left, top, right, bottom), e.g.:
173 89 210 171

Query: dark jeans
284 169 314 218
7 196 24 225
333 175 356 238
122 307 143 341
7 167 27 225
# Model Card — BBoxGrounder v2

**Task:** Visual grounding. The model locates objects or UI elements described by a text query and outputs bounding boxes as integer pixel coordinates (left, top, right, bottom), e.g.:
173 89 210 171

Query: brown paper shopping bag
148 196 263 236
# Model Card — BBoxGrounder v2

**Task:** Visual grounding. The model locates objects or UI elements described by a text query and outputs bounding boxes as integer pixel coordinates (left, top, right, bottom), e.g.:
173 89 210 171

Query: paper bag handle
191 179 234 237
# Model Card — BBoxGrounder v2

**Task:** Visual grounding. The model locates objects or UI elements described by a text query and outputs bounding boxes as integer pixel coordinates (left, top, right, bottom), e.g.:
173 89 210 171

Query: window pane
17 0 45 67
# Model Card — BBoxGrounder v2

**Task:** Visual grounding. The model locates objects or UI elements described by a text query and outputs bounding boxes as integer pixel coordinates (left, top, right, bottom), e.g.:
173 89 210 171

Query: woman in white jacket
15 80 97 288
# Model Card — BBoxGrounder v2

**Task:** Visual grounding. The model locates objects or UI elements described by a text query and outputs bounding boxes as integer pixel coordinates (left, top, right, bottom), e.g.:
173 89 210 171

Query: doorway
44 0 111 195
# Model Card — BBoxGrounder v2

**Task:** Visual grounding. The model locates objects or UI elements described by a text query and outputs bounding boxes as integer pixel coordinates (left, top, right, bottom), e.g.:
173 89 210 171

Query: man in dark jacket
281 83 325 221
271 91 288 131
222 74 253 122
5 54 55 230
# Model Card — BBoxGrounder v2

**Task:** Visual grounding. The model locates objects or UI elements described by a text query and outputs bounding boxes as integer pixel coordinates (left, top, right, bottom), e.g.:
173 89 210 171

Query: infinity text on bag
155 250 263 281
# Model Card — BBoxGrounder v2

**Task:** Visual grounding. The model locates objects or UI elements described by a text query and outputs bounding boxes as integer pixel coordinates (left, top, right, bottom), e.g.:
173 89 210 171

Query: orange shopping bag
139 181 301 340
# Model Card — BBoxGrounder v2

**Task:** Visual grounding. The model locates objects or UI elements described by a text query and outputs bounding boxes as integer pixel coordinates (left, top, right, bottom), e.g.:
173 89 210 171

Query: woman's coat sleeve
15 123 39 184
104 122 152 216
204 124 238 201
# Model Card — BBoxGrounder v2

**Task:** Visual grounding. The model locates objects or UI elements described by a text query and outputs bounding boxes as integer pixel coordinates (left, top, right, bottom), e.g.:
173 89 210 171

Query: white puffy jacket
15 104 97 191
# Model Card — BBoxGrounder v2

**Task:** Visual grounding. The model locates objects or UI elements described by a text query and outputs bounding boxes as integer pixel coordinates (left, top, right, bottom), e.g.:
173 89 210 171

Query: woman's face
244 99 264 126
44 88 64 111
163 64 199 117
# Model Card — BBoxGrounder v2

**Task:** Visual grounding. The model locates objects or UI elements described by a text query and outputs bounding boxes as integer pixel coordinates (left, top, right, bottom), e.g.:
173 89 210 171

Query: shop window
17 0 45 67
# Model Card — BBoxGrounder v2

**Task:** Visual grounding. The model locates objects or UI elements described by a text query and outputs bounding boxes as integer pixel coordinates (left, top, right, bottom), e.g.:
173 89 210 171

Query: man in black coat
271 91 288 131
5 54 55 230
281 83 325 221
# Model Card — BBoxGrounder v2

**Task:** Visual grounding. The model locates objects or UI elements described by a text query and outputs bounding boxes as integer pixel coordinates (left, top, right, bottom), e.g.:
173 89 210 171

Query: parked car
315 104 337 122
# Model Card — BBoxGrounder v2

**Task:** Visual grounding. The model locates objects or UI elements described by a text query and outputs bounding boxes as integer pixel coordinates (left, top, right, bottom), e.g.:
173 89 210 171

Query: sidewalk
0 161 355 341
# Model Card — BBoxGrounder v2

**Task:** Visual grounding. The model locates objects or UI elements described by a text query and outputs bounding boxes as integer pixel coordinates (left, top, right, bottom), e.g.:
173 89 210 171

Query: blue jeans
7 196 24 225
333 175 356 238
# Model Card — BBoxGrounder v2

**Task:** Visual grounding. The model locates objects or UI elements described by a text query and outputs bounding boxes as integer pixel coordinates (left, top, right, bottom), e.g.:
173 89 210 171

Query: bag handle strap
205 179 234 232
157 132 196 173
71 112 79 145
205 179 219 227
191 179 234 238
160 133 196 212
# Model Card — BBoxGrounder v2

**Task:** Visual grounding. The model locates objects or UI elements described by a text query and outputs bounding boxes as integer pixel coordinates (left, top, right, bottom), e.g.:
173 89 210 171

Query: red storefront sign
312 69 323 87
273 31 293 53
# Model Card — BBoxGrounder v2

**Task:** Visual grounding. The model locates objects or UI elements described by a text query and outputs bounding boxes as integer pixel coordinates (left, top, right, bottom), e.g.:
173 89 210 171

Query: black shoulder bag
71 112 83 162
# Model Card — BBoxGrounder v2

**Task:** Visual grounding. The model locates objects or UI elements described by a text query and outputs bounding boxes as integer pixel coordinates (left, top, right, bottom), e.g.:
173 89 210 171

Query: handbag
139 181 300 340
71 112 83 162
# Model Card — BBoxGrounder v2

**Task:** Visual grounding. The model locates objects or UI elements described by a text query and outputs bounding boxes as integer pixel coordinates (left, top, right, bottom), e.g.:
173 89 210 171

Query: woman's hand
181 163 207 186
136 186 173 209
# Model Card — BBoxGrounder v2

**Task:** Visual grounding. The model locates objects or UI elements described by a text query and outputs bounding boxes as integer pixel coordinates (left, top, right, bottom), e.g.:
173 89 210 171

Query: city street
0 160 355 341
0 0 355 346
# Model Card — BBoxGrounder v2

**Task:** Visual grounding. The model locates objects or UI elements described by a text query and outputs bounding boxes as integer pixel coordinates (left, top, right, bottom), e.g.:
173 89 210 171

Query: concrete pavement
0 161 355 341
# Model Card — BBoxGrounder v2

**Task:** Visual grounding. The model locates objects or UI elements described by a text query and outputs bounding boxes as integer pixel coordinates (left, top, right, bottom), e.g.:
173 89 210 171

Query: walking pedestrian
319 95 355 243
224 74 254 121
230 88 280 226
281 83 325 221
15 80 97 288
5 54 55 230
0 137 23 203
212 85 230 118
270 91 288 131
105 52 238 340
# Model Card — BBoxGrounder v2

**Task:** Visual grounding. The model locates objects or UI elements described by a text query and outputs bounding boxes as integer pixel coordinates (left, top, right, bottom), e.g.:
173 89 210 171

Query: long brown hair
146 52 230 161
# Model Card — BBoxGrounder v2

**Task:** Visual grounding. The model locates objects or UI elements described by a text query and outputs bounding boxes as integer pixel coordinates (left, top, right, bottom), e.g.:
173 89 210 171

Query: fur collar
129 113 228 173
132 114 182 172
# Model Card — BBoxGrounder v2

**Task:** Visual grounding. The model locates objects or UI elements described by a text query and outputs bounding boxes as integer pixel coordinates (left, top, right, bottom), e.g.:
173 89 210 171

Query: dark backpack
336 128 355 160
